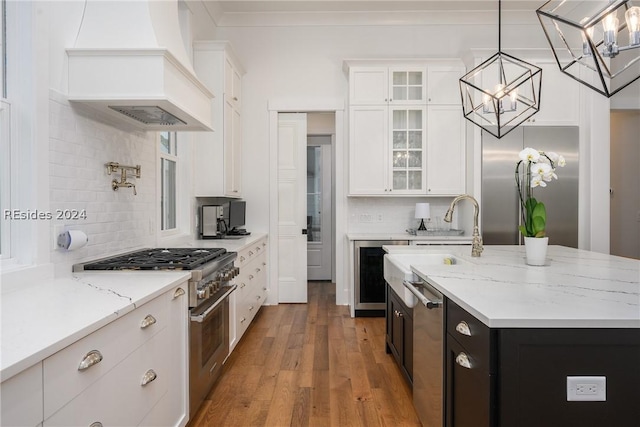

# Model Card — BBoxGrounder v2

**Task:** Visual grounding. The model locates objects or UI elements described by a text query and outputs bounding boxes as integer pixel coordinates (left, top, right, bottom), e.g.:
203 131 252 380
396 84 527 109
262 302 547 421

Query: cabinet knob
233 96 238 101
141 369 157 386
78 350 103 371
240 256 246 262
455 352 472 369
240 282 246 288
249 305 254 311
240 317 246 323
140 314 157 329
455 321 472 336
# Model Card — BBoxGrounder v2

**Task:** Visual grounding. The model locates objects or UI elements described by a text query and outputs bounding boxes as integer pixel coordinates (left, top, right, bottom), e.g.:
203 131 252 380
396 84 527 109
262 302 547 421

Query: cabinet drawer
43 293 168 418
446 299 492 373
44 328 169 427
1 362 43 427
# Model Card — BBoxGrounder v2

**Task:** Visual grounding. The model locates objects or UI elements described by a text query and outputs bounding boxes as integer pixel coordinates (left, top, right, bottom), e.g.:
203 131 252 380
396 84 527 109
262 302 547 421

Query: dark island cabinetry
385 284 413 385
445 299 640 427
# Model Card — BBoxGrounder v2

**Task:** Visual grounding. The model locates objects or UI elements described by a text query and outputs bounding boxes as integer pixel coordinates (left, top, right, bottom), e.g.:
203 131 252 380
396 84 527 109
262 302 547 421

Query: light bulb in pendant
626 6 640 46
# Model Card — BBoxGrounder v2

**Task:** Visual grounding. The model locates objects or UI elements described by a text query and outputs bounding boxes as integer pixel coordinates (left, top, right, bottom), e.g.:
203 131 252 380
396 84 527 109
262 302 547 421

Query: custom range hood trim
66 0 214 131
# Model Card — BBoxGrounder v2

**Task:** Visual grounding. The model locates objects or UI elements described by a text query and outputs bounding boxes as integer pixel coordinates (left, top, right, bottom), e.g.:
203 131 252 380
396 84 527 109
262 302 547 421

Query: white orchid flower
546 151 559 162
519 147 540 163
531 162 553 177
531 175 547 187
557 155 566 167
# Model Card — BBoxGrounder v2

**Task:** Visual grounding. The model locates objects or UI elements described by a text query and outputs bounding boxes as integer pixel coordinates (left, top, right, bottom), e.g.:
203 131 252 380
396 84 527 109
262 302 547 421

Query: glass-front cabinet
347 60 465 196
391 107 426 193
390 69 426 104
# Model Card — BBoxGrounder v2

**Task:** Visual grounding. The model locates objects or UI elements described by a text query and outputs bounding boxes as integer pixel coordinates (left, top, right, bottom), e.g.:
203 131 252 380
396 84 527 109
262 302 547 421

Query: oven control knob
233 267 240 276
196 288 208 299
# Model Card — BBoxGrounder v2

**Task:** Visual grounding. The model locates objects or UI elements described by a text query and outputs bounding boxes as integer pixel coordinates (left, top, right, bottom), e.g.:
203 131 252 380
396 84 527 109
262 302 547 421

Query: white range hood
66 0 213 131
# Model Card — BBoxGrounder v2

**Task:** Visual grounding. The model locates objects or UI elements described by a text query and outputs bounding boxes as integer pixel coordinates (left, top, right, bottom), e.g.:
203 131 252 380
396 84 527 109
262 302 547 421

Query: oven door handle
190 285 236 323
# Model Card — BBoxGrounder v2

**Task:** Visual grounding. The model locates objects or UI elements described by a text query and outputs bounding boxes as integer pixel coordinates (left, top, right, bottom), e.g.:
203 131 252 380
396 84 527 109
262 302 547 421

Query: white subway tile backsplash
49 91 157 276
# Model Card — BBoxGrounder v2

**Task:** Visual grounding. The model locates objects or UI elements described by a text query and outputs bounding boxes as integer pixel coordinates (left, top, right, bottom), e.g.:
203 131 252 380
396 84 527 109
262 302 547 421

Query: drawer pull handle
141 369 157 386
140 314 157 329
240 256 245 262
249 251 254 256
249 274 254 280
256 295 261 300
173 287 185 299
78 350 103 371
240 282 246 288
455 352 472 369
90 423 103 427
240 317 246 323
256 268 261 273
455 321 472 336
394 309 403 318
249 305 254 311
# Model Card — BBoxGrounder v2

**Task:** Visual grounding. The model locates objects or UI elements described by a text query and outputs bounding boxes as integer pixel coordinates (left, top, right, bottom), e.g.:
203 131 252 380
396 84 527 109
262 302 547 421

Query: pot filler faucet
444 194 483 257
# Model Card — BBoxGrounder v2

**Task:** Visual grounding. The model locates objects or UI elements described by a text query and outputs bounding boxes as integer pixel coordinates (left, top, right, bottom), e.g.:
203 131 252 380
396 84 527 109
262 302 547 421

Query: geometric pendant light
537 0 640 97
460 0 543 139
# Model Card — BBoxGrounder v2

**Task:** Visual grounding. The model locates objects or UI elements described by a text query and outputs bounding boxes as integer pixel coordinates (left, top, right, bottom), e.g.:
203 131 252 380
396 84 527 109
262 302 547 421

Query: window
159 131 178 231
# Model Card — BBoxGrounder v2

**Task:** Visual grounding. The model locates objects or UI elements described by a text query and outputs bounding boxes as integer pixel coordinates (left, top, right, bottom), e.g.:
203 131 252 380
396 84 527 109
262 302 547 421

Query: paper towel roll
57 230 88 250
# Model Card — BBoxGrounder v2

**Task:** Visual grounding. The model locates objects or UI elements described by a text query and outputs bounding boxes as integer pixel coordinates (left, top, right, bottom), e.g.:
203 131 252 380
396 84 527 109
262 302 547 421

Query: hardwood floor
189 281 421 427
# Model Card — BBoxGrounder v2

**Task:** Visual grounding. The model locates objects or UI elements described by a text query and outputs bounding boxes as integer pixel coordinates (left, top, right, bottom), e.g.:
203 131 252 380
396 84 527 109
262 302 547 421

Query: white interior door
277 113 308 303
307 138 332 281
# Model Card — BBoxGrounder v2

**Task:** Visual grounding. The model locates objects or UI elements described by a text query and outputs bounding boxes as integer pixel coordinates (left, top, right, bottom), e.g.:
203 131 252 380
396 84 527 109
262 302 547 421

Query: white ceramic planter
524 236 549 266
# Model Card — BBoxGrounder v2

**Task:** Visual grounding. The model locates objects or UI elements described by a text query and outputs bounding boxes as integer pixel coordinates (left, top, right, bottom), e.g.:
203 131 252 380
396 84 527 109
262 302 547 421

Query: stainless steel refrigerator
481 127 579 247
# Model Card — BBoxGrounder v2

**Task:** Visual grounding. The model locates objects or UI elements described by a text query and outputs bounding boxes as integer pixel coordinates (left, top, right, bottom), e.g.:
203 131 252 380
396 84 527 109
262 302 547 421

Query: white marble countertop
0 271 191 382
347 232 472 243
384 245 640 328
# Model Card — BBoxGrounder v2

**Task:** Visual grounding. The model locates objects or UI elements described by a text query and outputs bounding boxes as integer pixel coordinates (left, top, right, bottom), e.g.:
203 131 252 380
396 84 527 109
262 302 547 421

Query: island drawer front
44 327 169 427
446 299 492 373
43 292 168 418
0 362 43 427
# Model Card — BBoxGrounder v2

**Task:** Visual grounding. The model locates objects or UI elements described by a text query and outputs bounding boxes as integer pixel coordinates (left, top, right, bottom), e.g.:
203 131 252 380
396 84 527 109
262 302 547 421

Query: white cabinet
427 66 466 104
349 66 427 105
0 362 43 427
232 236 268 349
349 105 427 195
42 283 188 427
426 105 466 195
524 60 580 125
193 41 244 197
347 61 466 196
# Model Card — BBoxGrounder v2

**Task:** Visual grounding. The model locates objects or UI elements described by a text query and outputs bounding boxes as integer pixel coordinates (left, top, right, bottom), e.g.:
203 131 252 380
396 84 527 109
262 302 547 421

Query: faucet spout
444 194 483 257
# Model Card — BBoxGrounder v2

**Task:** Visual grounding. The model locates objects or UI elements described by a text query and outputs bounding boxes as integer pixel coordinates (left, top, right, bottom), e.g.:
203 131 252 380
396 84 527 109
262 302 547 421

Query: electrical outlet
567 376 606 401
359 214 372 223
377 213 383 222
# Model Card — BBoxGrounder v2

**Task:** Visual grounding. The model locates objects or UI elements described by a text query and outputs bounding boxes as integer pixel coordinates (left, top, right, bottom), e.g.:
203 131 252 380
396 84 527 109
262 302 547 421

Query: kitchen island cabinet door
445 335 494 427
386 284 413 384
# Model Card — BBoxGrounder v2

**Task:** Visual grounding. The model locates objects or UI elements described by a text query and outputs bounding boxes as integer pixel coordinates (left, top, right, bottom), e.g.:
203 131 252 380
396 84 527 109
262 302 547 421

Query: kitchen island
384 245 640 427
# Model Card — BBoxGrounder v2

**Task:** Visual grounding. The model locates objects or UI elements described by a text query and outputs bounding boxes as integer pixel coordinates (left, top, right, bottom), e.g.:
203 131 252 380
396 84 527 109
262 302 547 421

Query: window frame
158 131 181 237
0 98 10 260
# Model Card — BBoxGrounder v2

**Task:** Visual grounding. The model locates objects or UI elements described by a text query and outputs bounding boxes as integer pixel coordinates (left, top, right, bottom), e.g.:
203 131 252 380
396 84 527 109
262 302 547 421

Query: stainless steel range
74 247 238 416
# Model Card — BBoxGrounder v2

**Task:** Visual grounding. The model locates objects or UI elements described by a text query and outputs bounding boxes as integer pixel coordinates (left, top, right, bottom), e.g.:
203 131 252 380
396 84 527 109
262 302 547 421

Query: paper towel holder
57 230 88 250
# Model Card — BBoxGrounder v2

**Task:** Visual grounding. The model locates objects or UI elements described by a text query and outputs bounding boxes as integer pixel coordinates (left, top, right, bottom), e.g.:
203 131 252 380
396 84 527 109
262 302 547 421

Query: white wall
212 19 550 235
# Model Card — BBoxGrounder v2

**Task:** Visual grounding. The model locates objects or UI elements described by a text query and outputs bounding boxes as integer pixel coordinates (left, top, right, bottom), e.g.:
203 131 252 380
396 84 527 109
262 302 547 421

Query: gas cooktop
79 247 228 271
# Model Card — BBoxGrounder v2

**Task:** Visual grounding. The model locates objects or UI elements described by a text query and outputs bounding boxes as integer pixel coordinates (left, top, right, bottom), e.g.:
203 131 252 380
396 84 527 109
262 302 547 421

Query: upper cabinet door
349 67 389 105
389 68 427 105
427 66 466 104
524 60 579 126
